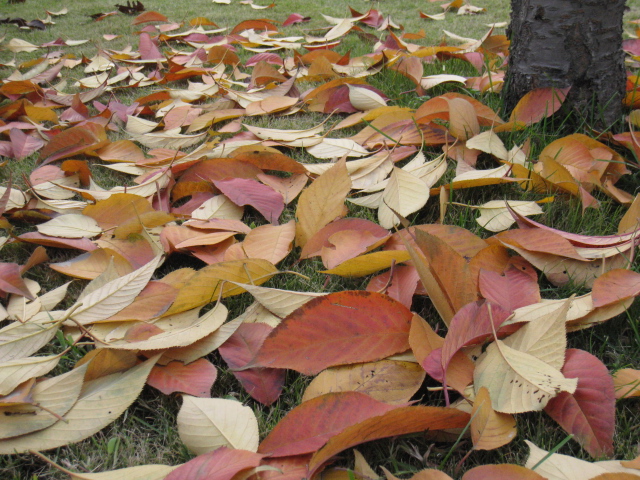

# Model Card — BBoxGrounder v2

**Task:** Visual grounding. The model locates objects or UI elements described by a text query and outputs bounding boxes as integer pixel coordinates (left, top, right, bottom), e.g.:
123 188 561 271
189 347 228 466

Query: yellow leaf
0 353 60 396
321 250 411 277
475 200 543 232
105 302 227 351
295 157 351 248
0 365 87 439
474 299 576 413
68 257 162 325
0 355 159 454
379 167 430 229
471 387 517 450
302 360 425 404
347 84 387 111
165 259 278 315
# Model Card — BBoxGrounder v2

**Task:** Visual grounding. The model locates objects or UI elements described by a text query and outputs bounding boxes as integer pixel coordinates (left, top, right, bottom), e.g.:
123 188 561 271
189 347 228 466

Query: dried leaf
177 395 259 454
255 291 413 375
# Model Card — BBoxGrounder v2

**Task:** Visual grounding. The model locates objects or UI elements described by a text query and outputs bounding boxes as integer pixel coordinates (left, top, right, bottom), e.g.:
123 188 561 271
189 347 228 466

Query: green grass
2 0 640 479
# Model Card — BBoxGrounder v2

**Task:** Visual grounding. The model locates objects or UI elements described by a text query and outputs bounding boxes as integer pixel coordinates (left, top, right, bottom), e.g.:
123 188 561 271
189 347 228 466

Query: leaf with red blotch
258 392 400 457
307 406 470 477
544 348 615 458
461 464 546 480
479 266 541 312
139 32 164 60
440 301 511 379
165 447 264 480
0 263 35 299
147 358 217 397
592 269 640 308
213 178 284 224
9 129 44 160
254 291 413 375
283 13 310 27
219 323 285 406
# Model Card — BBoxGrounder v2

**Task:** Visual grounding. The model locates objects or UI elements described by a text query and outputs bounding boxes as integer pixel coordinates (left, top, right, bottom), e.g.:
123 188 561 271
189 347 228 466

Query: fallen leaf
302 360 425 405
258 392 400 457
147 359 217 397
544 349 615 458
255 291 413 375
177 395 259 454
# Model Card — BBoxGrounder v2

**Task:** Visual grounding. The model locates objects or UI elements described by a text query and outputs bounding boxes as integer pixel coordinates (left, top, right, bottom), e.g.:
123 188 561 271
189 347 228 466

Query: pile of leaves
2 3 640 480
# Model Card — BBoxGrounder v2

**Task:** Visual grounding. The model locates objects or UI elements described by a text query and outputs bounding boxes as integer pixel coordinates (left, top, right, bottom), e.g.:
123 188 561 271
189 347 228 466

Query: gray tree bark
504 0 627 127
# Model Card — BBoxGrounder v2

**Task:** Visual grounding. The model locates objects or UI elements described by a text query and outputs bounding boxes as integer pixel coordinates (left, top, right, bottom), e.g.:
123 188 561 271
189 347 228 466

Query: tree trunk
504 0 627 127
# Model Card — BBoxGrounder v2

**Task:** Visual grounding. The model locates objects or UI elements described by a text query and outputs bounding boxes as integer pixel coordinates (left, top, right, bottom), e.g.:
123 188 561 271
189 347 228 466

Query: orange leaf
133 11 169 24
258 392 400 457
255 291 413 375
461 464 546 480
147 359 217 397
509 87 569 125
471 387 517 450
591 269 640 308
307 406 470 477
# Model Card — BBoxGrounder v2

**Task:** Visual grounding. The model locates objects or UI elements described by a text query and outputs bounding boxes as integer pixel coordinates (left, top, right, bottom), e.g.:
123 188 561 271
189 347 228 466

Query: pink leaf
219 323 285 405
0 263 35 299
214 177 284 224
283 13 311 27
544 348 615 458
366 265 419 308
441 301 511 375
165 447 264 480
139 32 164 60
9 129 44 160
146 358 217 397
479 266 541 312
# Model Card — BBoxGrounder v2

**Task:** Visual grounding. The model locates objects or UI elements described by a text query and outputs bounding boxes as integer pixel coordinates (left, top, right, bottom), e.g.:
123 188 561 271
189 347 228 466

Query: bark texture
504 0 626 127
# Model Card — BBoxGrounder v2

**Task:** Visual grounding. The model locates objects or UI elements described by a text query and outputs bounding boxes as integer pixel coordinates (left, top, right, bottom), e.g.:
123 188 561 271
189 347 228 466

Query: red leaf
544 348 615 458
254 291 413 375
479 266 541 312
307 406 470 477
213 178 284 224
462 464 546 479
0 263 35 299
219 323 285 406
9 128 44 160
165 447 264 480
592 269 640 308
258 392 400 457
139 32 164 60
283 13 311 27
146 358 217 397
